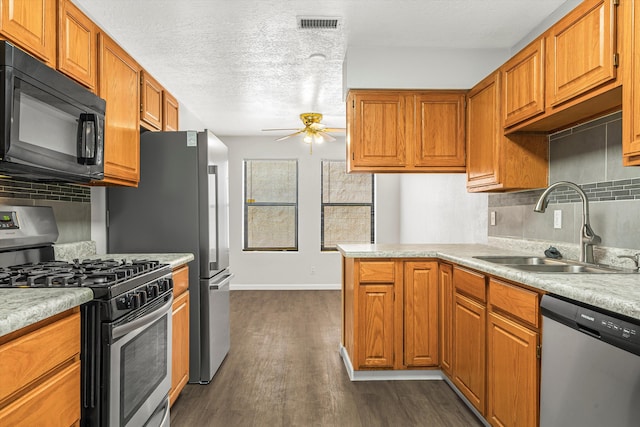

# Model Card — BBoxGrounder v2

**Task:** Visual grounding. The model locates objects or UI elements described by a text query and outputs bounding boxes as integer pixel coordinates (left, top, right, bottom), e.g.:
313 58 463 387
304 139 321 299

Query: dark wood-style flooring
170 290 483 427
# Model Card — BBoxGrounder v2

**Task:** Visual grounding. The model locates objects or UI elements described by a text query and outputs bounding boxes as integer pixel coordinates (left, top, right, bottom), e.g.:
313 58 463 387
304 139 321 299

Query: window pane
246 160 297 203
247 205 296 249
322 160 372 203
322 205 372 249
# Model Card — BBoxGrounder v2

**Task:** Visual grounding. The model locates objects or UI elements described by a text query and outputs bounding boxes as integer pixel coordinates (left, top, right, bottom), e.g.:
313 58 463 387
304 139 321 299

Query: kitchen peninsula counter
338 243 640 321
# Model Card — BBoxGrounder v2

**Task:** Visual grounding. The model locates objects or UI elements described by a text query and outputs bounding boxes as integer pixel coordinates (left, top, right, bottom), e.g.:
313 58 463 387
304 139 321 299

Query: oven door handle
111 295 173 340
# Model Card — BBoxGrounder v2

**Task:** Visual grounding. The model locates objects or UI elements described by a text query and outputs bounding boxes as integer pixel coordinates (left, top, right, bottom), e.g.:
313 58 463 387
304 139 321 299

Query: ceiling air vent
297 16 341 30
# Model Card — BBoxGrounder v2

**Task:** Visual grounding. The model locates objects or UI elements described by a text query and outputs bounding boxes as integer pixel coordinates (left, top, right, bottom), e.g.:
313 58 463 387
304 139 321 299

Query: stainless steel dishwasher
540 294 640 427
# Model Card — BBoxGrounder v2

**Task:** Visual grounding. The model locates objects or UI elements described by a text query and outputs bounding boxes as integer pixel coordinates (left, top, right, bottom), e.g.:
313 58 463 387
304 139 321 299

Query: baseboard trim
442 376 491 427
339 345 443 381
230 284 341 291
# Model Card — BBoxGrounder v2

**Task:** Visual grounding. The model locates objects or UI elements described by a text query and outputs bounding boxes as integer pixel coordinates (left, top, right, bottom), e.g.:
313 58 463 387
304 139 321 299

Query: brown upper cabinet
505 0 621 132
466 71 548 192
163 91 179 131
0 0 56 66
141 70 164 130
502 38 545 127
98 33 141 187
58 0 97 91
623 0 640 165
347 90 466 173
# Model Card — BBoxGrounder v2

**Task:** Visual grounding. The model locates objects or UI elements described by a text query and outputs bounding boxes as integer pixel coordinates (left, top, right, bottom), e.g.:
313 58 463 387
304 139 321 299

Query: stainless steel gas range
0 205 172 427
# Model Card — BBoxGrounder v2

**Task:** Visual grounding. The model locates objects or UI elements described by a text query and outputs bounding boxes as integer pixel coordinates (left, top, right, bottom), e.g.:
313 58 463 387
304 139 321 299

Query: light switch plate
554 210 562 229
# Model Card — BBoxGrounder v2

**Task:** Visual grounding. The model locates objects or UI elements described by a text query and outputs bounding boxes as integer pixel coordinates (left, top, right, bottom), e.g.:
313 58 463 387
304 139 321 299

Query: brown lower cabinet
170 265 190 406
342 257 544 426
344 258 439 370
0 308 81 426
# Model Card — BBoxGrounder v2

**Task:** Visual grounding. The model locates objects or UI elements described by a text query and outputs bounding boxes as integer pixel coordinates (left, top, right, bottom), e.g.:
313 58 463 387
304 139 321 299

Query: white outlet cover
554 210 562 229
490 211 496 226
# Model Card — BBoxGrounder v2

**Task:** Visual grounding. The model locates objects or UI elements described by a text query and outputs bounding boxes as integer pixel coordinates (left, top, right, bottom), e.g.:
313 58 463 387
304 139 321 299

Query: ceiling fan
263 112 345 153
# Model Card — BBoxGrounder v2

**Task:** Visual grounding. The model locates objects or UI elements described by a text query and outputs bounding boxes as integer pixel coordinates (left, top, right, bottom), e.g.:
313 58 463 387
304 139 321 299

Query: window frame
243 159 299 251
320 159 375 252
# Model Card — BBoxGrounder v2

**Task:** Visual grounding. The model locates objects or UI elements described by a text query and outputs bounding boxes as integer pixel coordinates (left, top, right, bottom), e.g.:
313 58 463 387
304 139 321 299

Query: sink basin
473 255 637 274
473 256 563 265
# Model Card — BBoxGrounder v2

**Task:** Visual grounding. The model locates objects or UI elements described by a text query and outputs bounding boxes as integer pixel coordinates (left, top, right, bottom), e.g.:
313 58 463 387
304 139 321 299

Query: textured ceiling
73 0 570 136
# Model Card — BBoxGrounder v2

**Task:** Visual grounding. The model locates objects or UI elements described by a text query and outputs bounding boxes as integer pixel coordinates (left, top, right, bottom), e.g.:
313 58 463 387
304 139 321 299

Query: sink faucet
534 181 601 264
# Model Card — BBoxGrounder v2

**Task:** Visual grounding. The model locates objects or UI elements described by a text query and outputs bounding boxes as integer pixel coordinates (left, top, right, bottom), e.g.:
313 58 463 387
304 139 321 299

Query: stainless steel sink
473 255 637 274
473 256 563 265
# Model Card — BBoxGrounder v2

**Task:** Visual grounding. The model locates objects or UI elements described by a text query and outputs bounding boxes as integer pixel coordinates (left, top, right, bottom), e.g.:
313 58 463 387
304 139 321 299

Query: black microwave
0 41 106 183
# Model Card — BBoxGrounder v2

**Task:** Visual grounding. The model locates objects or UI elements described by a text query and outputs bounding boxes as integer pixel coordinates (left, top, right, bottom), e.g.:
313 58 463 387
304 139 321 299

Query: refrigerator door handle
209 273 234 290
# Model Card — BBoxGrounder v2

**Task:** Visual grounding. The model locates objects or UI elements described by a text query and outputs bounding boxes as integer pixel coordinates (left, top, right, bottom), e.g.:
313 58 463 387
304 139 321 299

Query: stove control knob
137 290 148 305
130 293 141 309
149 283 160 298
116 296 129 310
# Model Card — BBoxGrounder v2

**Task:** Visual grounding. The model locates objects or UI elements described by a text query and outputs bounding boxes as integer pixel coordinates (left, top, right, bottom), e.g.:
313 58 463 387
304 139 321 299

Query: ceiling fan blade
322 127 346 132
275 130 304 141
262 128 301 131
319 131 336 142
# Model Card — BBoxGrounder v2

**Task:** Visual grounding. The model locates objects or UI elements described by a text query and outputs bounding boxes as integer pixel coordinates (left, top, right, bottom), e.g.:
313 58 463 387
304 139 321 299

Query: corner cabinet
0 309 81 425
466 71 548 192
163 91 179 131
0 0 56 66
170 265 190 407
438 263 453 377
97 33 141 187
58 0 97 91
347 90 466 173
623 0 640 165
343 257 439 370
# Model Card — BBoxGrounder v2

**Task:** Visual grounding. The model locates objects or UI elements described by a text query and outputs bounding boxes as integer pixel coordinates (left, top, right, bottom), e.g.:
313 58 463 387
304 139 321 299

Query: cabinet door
58 0 97 91
453 293 486 414
0 0 55 65
163 91 180 131
356 284 395 369
141 70 163 130
170 290 189 407
546 0 617 107
502 38 545 127
623 0 640 164
98 33 141 187
487 313 539 427
466 71 501 190
348 91 410 170
414 92 466 170
438 263 453 377
403 261 438 367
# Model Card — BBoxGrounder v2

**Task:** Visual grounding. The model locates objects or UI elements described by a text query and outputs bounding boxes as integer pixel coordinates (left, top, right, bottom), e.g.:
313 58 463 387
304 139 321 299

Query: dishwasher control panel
542 294 640 356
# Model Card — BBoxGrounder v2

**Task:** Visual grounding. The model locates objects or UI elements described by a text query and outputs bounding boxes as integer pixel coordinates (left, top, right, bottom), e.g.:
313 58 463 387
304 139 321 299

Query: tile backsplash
0 177 91 243
488 111 640 254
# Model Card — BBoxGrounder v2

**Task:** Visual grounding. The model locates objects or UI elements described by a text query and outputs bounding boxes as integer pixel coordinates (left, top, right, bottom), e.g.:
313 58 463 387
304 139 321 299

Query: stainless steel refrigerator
107 130 231 384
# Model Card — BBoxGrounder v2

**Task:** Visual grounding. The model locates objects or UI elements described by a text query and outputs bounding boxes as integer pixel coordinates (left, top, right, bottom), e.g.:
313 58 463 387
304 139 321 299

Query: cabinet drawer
173 265 189 296
489 279 540 328
0 360 80 426
358 261 396 283
0 311 80 402
453 266 486 302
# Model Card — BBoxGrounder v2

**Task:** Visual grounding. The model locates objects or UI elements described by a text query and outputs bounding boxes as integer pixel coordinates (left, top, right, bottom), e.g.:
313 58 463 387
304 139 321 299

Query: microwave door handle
77 113 98 165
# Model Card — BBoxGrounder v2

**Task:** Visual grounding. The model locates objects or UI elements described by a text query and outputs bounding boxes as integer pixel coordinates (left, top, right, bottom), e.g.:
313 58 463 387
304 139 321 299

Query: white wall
399 174 487 243
220 135 348 289
343 46 510 96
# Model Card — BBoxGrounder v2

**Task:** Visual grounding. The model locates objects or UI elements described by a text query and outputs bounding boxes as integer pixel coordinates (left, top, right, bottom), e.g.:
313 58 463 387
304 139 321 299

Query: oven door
106 294 173 427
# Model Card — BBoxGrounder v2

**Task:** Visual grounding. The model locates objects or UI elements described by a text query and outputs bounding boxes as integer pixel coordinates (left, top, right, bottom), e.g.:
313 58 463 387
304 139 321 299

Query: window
244 159 298 251
321 160 374 251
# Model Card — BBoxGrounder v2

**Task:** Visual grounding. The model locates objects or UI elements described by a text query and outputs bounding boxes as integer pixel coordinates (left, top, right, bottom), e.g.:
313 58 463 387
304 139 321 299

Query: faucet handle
617 253 640 270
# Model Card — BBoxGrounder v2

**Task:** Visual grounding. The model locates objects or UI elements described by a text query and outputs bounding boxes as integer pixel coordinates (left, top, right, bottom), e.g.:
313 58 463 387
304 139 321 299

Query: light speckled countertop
0 252 194 338
338 243 640 321
0 288 93 337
